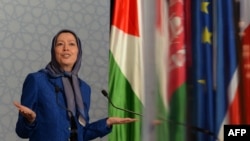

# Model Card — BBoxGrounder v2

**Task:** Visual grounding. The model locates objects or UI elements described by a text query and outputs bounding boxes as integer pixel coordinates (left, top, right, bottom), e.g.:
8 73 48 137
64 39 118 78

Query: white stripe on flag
110 26 144 104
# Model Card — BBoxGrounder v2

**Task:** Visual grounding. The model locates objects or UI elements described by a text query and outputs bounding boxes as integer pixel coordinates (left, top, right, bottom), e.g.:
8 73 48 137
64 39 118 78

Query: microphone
101 89 220 141
55 85 61 93
53 84 105 140
101 89 143 116
54 85 78 141
49 80 112 140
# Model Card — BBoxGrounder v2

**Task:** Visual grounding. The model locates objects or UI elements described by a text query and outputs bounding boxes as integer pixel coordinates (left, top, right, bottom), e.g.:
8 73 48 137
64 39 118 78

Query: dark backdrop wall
0 1 110 141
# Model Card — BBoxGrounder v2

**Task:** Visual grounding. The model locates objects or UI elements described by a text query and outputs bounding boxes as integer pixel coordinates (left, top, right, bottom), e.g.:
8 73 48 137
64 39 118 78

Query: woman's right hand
13 101 36 124
106 117 138 127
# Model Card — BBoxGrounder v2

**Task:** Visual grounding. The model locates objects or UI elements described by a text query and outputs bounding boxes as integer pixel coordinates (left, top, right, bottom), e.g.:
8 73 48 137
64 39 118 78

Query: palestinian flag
108 0 143 141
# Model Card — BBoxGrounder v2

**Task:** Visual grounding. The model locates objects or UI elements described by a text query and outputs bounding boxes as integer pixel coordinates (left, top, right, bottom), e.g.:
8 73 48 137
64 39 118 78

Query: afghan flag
108 0 143 141
167 0 187 141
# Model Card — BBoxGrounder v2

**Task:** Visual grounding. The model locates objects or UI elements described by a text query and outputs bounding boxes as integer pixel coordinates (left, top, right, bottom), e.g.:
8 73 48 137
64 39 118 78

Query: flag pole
141 0 156 141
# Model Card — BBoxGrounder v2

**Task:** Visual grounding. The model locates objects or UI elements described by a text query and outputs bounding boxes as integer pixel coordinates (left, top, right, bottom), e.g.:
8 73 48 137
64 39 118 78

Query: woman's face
55 32 79 72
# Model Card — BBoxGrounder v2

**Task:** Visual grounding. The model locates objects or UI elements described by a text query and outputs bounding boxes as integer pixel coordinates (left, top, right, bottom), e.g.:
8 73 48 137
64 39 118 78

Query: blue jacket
15 70 112 141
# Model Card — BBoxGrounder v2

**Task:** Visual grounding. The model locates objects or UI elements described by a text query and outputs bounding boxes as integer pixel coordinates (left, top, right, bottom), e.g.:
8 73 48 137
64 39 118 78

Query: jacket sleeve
15 73 39 138
83 118 112 140
79 80 112 140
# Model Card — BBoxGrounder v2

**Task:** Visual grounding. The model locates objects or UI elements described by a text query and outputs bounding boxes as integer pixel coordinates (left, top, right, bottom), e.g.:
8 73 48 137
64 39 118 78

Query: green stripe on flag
108 52 143 141
169 83 187 141
156 88 170 141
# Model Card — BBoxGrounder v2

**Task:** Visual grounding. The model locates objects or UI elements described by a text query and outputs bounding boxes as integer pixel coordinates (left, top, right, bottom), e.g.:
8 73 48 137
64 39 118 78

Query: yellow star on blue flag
202 27 212 44
201 2 210 13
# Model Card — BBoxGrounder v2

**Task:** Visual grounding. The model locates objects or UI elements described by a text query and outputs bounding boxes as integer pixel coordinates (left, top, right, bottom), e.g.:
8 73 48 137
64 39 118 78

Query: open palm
13 101 36 123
